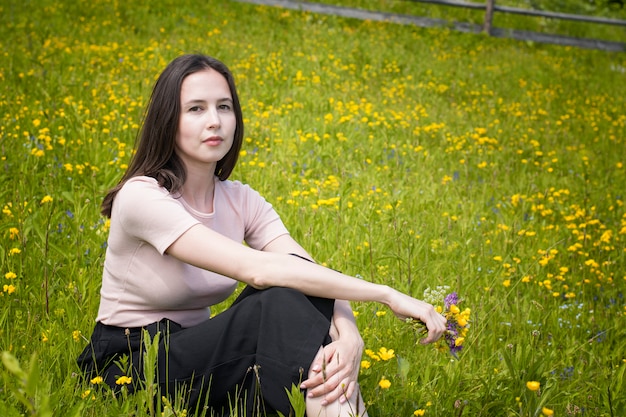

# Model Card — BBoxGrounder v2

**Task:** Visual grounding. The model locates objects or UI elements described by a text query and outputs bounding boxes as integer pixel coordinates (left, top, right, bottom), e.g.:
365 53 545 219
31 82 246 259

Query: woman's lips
203 136 223 146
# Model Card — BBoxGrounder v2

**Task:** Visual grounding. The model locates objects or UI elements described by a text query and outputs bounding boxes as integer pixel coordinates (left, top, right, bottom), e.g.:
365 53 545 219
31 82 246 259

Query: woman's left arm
262 235 364 404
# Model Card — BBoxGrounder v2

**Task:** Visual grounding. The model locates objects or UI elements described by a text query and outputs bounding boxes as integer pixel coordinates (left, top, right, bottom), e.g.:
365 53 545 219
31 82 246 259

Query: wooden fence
410 0 626 36
236 0 626 51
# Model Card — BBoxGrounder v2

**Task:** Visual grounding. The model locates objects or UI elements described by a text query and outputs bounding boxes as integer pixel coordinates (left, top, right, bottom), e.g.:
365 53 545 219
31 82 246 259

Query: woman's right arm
167 224 447 343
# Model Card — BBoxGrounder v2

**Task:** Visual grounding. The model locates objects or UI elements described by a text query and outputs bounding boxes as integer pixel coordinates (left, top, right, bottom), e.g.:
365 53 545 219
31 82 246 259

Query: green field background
1 0 625 416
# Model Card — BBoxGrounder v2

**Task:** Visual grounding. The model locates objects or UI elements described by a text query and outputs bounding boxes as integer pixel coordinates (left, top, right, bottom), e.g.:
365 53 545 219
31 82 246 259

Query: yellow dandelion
5 272 17 280
90 376 104 385
542 407 554 416
414 410 426 416
378 347 395 361
526 381 540 391
365 349 380 361
378 377 391 389
40 195 53 204
360 360 371 369
115 375 132 385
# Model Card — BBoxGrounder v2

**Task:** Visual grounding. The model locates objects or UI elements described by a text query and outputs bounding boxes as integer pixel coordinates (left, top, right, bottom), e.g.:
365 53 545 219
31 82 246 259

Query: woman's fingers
302 346 358 403
418 305 446 344
305 371 354 404
390 291 448 344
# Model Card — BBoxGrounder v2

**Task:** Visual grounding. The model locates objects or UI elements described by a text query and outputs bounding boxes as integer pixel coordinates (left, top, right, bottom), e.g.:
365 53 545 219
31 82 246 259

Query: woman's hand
300 333 364 405
387 289 447 344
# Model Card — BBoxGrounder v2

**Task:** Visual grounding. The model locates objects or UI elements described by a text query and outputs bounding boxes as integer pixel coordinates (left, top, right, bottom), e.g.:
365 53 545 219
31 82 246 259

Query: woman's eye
218 104 232 111
189 106 202 112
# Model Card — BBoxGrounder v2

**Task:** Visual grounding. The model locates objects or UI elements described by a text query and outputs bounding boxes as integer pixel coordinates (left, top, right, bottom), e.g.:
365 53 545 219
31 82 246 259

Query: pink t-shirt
96 176 289 327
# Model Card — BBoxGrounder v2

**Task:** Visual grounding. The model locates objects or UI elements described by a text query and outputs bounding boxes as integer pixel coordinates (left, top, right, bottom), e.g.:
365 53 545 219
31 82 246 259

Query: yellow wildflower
115 375 132 385
378 377 391 389
90 376 103 385
526 381 540 391
414 410 426 416
40 195 53 204
542 407 554 416
378 347 395 361
365 349 380 361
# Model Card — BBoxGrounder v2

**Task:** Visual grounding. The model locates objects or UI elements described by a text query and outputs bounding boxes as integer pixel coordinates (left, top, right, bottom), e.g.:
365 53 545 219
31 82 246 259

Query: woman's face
175 69 236 173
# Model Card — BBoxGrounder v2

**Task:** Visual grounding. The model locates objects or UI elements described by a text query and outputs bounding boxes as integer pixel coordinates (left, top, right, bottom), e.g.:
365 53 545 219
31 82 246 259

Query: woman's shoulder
120 176 170 195
115 176 175 208
217 178 258 195
123 175 160 188
217 179 272 210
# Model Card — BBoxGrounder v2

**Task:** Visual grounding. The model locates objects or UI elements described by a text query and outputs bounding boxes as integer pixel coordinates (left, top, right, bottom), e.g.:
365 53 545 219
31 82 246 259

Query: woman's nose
206 108 220 129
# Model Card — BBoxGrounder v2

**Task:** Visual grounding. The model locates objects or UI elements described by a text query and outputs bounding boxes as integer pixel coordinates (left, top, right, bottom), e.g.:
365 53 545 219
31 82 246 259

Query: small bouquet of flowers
407 285 471 359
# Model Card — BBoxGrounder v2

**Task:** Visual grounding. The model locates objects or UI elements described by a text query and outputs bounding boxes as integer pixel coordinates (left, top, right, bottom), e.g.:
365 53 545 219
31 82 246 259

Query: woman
78 54 446 417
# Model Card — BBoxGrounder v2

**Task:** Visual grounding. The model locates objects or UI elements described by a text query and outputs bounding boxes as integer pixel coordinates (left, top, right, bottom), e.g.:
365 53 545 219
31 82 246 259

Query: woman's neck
181 168 216 213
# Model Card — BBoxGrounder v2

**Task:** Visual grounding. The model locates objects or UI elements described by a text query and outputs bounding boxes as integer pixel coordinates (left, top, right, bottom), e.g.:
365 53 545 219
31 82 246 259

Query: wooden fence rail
409 0 626 33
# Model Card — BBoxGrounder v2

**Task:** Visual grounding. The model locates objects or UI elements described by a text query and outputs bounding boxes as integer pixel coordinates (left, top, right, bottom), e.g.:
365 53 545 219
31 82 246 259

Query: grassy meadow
1 0 626 416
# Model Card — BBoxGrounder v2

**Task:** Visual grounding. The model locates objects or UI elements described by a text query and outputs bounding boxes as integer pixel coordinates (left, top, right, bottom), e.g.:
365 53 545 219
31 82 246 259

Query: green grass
1 0 625 416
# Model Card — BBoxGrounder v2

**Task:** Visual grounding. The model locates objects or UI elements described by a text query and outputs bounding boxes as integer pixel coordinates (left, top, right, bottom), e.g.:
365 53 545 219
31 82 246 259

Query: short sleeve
243 186 288 249
113 177 201 254
215 181 288 250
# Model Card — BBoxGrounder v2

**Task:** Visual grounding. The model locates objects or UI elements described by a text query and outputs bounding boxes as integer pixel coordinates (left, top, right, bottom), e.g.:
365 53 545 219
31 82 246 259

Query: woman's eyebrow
182 99 207 106
183 97 232 105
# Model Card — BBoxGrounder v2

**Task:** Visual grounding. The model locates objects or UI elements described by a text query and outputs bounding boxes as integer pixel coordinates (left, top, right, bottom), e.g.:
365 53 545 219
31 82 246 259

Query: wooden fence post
483 0 495 34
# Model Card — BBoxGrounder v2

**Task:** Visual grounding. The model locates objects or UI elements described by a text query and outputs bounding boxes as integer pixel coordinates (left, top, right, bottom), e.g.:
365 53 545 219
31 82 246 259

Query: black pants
77 287 334 416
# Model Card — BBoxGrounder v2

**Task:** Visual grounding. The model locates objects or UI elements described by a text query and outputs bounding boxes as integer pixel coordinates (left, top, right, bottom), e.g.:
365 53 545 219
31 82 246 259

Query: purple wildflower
444 292 459 310
445 313 461 358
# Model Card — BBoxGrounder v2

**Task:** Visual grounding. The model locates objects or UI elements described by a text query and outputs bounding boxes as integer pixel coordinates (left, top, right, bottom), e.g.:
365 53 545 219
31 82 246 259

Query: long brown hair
101 54 245 218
